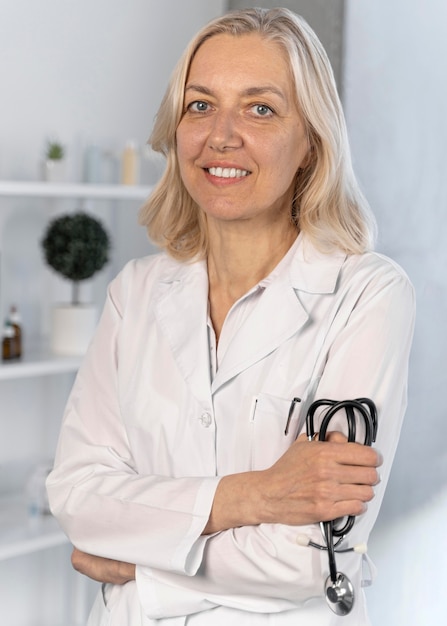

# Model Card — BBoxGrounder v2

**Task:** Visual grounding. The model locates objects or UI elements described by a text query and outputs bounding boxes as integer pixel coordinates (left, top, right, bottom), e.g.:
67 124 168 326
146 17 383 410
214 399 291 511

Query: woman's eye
251 104 274 117
188 100 209 113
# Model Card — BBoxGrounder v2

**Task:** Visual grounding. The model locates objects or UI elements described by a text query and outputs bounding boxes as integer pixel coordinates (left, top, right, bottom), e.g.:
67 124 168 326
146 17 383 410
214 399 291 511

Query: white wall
0 0 225 183
343 1 447 624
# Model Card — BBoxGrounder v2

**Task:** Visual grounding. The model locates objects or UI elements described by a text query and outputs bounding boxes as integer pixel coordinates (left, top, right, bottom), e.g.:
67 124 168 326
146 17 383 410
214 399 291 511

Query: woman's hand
71 547 135 584
203 432 382 534
260 432 381 525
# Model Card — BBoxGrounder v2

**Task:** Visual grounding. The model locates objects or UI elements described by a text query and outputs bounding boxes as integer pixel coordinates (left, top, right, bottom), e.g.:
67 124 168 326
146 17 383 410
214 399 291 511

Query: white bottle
121 140 140 185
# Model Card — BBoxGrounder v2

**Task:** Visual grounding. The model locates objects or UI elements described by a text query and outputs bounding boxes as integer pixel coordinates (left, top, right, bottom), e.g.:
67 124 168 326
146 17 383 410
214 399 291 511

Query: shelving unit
0 180 152 200
0 494 67 561
0 345 78 561
0 179 153 624
0 343 82 380
0 338 81 557
0 179 153 374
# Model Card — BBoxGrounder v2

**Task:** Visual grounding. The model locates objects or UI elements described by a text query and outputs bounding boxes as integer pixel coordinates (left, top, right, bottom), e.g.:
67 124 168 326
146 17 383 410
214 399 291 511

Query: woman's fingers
260 438 382 526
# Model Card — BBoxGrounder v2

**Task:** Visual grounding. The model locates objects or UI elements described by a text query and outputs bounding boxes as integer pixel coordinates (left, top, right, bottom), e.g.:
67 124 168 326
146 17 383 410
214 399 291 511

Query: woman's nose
208 110 242 152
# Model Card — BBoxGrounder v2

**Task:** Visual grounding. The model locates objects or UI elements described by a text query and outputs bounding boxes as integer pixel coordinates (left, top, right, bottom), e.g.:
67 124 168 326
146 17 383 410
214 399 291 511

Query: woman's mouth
206 167 250 179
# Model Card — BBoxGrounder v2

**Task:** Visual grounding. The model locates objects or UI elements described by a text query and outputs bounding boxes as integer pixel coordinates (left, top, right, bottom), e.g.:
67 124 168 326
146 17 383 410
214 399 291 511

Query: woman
47 8 415 625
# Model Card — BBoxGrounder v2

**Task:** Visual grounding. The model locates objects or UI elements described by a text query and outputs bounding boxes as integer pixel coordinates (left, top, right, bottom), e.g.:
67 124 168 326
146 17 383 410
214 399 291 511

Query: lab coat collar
153 236 347 397
289 234 347 294
211 237 346 390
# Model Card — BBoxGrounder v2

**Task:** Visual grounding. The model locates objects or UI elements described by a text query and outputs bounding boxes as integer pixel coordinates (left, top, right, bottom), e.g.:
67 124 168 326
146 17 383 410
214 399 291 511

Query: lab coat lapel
211 236 346 393
212 279 309 392
152 238 346 400
153 258 212 406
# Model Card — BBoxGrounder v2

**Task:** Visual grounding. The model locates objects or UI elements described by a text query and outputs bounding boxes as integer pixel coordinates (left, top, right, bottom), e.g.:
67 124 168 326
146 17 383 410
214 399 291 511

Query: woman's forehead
186 33 294 96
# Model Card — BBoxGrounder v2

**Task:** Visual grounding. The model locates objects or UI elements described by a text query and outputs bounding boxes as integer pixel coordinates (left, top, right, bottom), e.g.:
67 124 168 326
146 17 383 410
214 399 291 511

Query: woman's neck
206 218 298 340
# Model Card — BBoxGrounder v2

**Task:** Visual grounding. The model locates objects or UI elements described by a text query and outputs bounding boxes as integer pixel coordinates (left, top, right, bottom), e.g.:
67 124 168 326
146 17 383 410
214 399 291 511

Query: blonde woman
47 8 414 625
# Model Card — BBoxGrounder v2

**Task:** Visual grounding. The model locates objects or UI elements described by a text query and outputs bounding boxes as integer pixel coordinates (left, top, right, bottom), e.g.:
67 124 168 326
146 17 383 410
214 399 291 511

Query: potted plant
41 211 110 354
43 139 66 182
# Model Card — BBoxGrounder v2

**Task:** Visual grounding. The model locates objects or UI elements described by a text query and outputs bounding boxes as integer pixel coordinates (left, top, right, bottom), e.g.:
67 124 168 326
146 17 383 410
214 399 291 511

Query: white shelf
0 496 68 561
0 180 152 200
0 339 82 380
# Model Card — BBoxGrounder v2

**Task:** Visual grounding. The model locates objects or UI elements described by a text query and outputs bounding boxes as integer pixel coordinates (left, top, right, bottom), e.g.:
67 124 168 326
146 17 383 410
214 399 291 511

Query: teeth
208 167 249 178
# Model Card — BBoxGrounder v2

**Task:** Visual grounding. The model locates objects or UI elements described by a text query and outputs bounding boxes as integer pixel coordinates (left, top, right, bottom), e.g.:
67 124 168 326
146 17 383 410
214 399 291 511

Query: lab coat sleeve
134 258 416 619
46 265 220 576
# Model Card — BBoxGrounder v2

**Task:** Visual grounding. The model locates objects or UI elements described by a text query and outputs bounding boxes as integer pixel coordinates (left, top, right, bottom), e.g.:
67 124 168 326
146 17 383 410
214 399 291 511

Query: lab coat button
199 412 212 427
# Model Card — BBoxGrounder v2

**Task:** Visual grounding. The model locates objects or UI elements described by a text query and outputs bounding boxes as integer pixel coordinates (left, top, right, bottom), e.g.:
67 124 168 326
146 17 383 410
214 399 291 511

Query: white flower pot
51 305 97 355
43 159 66 183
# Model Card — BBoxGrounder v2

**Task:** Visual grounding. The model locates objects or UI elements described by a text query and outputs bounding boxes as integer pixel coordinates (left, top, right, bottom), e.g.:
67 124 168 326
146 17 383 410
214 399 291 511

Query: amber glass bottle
2 323 16 360
9 305 22 358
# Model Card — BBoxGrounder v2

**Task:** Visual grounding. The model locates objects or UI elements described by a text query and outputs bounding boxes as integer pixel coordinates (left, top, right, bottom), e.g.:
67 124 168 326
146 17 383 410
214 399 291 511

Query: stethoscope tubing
304 397 378 607
306 398 377 445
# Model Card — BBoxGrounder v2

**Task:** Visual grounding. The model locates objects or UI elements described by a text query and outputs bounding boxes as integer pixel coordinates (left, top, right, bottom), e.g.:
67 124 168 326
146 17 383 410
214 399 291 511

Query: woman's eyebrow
242 86 287 102
184 83 287 102
184 84 213 96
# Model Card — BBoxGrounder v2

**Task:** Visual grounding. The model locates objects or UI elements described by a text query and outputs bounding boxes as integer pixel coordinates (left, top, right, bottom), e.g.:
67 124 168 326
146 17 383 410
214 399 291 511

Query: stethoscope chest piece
325 572 355 616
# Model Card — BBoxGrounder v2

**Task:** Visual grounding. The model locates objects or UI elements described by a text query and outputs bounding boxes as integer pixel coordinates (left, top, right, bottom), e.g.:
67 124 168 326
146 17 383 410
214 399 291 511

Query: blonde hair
139 7 376 260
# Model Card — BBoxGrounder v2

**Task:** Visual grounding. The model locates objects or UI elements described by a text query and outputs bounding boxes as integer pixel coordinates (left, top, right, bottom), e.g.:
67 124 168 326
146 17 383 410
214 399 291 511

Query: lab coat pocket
88 582 145 626
87 585 113 626
250 393 303 470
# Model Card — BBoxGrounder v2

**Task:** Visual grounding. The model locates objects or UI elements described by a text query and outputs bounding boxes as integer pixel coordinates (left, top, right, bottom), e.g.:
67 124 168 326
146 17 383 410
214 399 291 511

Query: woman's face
176 33 310 229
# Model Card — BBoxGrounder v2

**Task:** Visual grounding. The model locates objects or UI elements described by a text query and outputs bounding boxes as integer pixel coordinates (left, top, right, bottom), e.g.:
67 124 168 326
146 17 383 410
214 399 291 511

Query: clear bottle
9 305 22 358
84 144 102 183
121 140 140 185
26 462 53 527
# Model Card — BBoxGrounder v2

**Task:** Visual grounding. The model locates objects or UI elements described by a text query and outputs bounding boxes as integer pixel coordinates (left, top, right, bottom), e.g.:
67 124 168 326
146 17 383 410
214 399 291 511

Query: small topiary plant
45 140 65 161
41 212 110 305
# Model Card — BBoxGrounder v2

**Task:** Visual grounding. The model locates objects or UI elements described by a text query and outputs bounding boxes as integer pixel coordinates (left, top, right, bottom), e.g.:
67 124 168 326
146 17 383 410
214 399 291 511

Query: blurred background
0 1 445 624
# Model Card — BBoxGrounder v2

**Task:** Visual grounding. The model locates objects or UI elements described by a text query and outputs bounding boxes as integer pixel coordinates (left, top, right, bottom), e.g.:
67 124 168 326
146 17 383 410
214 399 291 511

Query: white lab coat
47 234 415 625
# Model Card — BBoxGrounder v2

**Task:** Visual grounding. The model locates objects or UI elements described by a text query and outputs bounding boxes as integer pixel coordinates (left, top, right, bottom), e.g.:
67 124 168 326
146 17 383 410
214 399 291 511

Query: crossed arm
71 431 381 584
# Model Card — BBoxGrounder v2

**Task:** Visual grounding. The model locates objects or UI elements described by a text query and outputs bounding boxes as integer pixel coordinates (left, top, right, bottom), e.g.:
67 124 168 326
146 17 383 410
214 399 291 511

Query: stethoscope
302 397 378 616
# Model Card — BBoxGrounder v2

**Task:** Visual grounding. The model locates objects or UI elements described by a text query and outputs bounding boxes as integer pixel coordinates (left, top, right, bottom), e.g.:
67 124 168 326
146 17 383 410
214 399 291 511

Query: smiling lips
207 166 250 179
